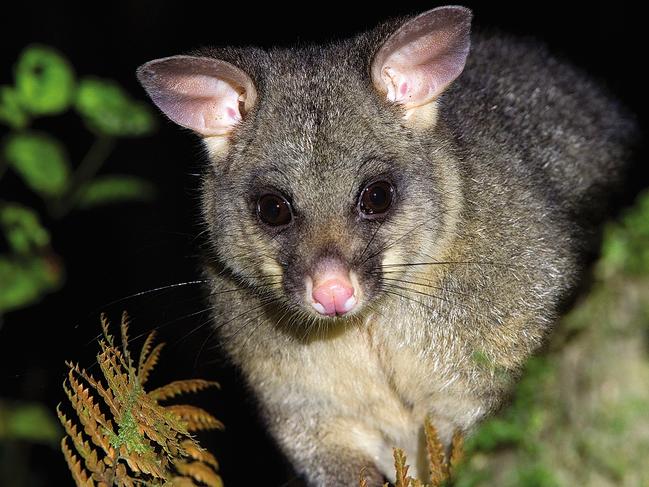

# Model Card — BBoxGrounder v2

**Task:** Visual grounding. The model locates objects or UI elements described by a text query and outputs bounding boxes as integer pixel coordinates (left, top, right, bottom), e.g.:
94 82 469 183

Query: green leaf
77 175 155 209
75 77 156 137
599 190 649 277
0 400 61 446
0 85 29 129
14 45 76 115
0 254 63 313
4 132 71 197
0 203 50 254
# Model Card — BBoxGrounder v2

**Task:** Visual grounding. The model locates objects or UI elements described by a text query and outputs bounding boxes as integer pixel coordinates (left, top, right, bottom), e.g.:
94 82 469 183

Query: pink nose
311 276 357 316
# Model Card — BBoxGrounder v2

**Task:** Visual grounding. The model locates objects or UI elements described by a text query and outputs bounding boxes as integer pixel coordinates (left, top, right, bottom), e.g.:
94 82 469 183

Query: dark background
0 1 646 486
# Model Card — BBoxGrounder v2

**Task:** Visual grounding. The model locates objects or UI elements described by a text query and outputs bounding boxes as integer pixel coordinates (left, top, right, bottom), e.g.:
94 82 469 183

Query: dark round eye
257 193 292 226
359 181 394 216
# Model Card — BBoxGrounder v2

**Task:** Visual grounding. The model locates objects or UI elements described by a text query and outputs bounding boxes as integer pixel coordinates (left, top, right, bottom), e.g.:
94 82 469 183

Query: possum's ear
371 6 471 112
136 55 257 137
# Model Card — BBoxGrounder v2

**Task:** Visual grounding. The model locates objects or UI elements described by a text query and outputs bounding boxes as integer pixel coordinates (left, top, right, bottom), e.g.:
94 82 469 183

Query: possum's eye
257 193 293 226
358 181 394 217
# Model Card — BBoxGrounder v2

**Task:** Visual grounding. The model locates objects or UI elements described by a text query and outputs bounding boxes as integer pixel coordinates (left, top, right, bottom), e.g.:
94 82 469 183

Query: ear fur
371 6 472 118
136 55 257 137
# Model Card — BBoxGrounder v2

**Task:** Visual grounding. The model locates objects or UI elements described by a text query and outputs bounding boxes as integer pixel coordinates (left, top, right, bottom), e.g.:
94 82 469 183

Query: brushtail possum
137 6 638 485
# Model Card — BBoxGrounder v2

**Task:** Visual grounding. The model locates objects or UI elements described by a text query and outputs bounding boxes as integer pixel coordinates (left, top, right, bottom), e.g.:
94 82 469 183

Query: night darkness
0 1 646 486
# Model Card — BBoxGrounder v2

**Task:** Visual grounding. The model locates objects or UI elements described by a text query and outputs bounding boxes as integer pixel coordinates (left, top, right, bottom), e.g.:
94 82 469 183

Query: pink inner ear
372 6 472 108
137 56 257 137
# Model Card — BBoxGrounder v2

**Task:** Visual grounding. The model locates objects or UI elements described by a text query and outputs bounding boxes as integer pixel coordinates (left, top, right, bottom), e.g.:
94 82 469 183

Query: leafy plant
0 44 157 316
450 191 649 486
59 312 223 487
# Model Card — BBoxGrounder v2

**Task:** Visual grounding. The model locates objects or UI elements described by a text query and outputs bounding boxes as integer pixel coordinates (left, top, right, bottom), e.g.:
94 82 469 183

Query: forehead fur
192 22 417 165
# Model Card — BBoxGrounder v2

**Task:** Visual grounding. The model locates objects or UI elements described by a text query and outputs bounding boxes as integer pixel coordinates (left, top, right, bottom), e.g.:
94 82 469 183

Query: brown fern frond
60 313 223 487
61 437 96 487
165 404 225 432
65 367 116 446
100 314 113 347
393 448 411 487
119 311 132 369
57 406 108 474
424 417 447 486
69 362 120 420
175 460 223 487
169 477 200 487
149 379 220 402
138 342 164 386
137 330 157 379
449 430 464 474
369 420 466 487
113 463 135 487
119 445 167 478
180 439 219 468
359 468 369 487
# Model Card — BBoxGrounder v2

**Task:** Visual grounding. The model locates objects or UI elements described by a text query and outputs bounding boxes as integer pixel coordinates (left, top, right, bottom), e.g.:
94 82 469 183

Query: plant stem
50 135 115 219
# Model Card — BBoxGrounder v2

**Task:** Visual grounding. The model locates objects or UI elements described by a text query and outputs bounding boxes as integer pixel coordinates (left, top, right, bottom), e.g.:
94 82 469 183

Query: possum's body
138 8 638 486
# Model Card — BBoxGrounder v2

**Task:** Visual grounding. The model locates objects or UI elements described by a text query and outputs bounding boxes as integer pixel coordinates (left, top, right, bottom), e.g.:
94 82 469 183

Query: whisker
355 220 384 266
380 288 440 314
76 279 209 331
193 297 280 368
381 283 451 306
377 260 518 269
377 276 496 305
360 220 429 266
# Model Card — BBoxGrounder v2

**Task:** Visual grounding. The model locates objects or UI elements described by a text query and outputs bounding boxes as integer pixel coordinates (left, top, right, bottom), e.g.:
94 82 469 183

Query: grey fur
139 12 639 487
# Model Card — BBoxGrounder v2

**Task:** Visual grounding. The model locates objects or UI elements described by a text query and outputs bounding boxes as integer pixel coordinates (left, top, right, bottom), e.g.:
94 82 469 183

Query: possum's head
137 6 471 321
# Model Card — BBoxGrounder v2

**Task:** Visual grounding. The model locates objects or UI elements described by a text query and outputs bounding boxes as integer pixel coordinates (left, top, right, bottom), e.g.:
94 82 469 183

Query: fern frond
61 437 96 487
60 313 223 487
168 477 200 487
138 342 164 386
113 463 135 487
449 430 464 474
119 446 167 479
57 406 108 474
165 405 224 432
137 330 157 379
68 362 120 420
393 448 411 487
119 311 132 369
174 460 223 487
65 366 115 435
180 439 219 468
376 422 465 487
100 314 114 348
149 379 219 402
424 417 447 486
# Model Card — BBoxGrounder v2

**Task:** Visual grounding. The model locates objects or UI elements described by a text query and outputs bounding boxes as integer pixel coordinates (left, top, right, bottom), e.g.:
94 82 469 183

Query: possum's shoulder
446 29 624 136
442 30 638 215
